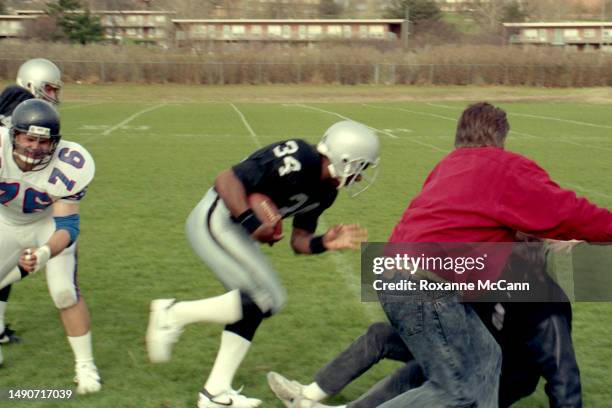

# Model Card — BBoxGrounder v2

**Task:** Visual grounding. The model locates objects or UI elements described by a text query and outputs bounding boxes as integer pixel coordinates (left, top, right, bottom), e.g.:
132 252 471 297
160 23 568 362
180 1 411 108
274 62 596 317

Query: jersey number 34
273 141 302 177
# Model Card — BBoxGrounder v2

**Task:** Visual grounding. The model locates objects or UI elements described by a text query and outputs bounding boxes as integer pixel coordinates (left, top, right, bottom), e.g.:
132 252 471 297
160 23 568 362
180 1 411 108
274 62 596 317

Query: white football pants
185 188 286 315
0 216 80 309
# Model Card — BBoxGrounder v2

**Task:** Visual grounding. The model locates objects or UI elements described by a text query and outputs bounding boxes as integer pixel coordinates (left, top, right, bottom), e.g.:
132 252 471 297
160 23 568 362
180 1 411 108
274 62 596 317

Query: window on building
126 28 137 36
359 25 368 38
223 25 231 38
299 25 307 39
343 25 352 38
155 15 166 23
268 24 282 37
327 25 342 36
251 25 262 36
127 15 143 24
231 25 245 36
563 29 579 39
307 25 322 38
523 29 538 39
604 29 612 38
283 25 291 38
368 25 385 38
208 25 217 38
583 28 596 38
539 29 547 40
193 24 207 38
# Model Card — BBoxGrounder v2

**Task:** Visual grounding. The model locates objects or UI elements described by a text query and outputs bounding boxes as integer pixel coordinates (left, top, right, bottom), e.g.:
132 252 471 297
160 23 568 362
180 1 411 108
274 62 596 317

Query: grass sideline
0 86 611 407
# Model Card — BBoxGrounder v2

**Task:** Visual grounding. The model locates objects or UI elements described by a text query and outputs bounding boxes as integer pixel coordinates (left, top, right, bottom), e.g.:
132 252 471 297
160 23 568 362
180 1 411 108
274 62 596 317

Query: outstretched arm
291 224 367 254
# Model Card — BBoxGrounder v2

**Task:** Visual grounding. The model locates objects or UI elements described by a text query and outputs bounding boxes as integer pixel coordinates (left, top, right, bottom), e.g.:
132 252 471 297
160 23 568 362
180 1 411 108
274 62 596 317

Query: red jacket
389 147 612 282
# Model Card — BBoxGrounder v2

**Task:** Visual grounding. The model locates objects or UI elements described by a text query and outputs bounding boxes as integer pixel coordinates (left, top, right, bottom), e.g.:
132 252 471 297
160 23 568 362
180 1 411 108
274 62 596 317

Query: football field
3 85 612 407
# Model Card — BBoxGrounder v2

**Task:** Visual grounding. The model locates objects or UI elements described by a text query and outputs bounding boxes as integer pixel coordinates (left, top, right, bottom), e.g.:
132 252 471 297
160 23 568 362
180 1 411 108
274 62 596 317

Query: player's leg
0 221 27 362
0 266 29 344
192 190 285 408
45 242 101 395
527 313 582 407
269 322 413 406
148 189 284 407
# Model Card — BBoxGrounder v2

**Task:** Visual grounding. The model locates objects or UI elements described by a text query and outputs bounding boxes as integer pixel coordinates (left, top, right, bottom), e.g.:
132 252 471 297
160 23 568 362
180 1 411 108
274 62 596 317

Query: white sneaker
197 388 262 408
146 299 183 363
74 362 102 394
267 372 306 408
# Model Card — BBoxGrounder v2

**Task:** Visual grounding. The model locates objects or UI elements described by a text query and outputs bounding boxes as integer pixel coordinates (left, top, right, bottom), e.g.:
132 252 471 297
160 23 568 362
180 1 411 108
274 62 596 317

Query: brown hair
455 102 509 148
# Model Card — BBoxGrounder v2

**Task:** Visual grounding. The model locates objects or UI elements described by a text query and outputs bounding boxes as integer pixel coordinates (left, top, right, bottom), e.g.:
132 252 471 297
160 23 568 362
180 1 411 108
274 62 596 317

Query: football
248 193 283 241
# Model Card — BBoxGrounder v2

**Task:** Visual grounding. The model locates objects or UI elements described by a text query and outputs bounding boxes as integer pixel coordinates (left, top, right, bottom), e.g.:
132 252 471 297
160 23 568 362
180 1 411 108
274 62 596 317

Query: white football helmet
317 120 380 196
16 58 62 105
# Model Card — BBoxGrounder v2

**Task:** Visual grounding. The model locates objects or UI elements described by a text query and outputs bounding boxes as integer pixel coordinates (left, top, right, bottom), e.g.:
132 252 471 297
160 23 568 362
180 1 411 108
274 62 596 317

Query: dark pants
314 305 581 408
378 290 502 408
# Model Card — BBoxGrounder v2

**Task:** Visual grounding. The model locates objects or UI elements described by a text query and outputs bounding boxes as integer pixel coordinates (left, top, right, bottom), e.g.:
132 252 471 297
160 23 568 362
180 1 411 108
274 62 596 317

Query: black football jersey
0 85 33 117
232 139 338 233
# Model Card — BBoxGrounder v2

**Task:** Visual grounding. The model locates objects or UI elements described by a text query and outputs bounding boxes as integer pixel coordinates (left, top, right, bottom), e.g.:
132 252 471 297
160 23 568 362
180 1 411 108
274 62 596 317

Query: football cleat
197 387 262 408
0 325 21 344
146 299 183 363
74 362 102 394
267 372 306 408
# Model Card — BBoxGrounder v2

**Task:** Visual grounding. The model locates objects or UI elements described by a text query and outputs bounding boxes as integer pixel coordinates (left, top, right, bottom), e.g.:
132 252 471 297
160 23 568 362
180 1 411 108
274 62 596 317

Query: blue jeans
378 288 502 408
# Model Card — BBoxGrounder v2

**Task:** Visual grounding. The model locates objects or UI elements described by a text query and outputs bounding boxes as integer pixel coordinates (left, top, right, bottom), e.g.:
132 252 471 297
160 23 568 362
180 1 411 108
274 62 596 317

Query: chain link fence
1 58 611 87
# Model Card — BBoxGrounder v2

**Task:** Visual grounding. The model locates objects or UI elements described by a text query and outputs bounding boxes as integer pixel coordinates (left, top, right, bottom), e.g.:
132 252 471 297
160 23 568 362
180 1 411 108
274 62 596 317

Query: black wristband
232 209 262 234
309 235 327 254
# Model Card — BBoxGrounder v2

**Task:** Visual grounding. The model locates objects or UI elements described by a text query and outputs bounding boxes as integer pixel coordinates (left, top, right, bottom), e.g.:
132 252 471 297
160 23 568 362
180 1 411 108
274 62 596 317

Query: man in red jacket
377 102 612 408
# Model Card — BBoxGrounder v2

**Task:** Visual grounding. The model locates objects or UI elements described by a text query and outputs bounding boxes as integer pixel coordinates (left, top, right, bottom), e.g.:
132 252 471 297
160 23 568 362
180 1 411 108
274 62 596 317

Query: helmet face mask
317 120 380 197
16 58 62 105
12 129 59 169
10 99 61 171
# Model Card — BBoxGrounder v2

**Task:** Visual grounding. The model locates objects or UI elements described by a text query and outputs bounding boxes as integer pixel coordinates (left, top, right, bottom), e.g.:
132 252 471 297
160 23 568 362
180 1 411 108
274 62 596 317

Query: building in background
173 18 403 46
0 15 35 39
504 21 612 51
15 9 174 45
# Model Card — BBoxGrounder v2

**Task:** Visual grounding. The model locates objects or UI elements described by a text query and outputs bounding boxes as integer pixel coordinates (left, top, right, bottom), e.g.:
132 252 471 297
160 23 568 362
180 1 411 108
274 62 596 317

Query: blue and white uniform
0 127 95 308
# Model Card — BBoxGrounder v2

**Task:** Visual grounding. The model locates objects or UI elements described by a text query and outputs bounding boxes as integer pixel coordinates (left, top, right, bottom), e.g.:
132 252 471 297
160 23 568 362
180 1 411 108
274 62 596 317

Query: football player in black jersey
0 58 62 345
146 120 380 408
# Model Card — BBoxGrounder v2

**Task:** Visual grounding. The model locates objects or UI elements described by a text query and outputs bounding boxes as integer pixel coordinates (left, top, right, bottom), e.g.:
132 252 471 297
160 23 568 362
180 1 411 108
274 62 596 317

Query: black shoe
0 325 21 344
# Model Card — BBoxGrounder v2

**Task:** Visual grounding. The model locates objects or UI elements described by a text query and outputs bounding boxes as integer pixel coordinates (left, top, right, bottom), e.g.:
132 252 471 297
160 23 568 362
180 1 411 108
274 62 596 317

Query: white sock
303 382 328 402
67 331 95 365
204 330 251 395
172 289 242 327
0 267 23 291
0 301 6 333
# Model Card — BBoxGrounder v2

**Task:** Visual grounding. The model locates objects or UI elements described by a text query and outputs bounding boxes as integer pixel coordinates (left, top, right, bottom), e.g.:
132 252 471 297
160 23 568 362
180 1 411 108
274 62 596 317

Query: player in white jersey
0 58 63 343
0 99 101 394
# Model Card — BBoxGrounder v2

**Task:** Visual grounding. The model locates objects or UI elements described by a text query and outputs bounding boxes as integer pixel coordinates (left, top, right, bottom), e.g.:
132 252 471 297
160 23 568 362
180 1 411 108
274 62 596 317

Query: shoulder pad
46 140 95 198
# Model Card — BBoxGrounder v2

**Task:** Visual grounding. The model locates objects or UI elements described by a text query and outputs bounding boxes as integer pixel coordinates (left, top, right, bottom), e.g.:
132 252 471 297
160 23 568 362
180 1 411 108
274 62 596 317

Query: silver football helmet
317 120 380 196
16 58 62 105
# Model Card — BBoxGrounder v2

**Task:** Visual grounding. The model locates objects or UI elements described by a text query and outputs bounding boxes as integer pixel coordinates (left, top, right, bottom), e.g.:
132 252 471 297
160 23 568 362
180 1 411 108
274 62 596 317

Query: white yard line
427 102 612 131
362 103 612 200
374 103 612 153
230 103 262 148
101 104 167 136
290 103 400 140
60 101 105 111
234 103 380 321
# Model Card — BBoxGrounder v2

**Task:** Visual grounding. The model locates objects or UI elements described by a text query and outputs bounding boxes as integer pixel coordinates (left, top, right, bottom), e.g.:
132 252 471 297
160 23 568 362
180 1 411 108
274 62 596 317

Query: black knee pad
225 292 265 341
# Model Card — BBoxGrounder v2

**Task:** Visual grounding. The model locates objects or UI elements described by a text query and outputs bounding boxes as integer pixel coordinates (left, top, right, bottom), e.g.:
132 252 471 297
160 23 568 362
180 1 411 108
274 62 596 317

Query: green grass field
2 85 612 408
